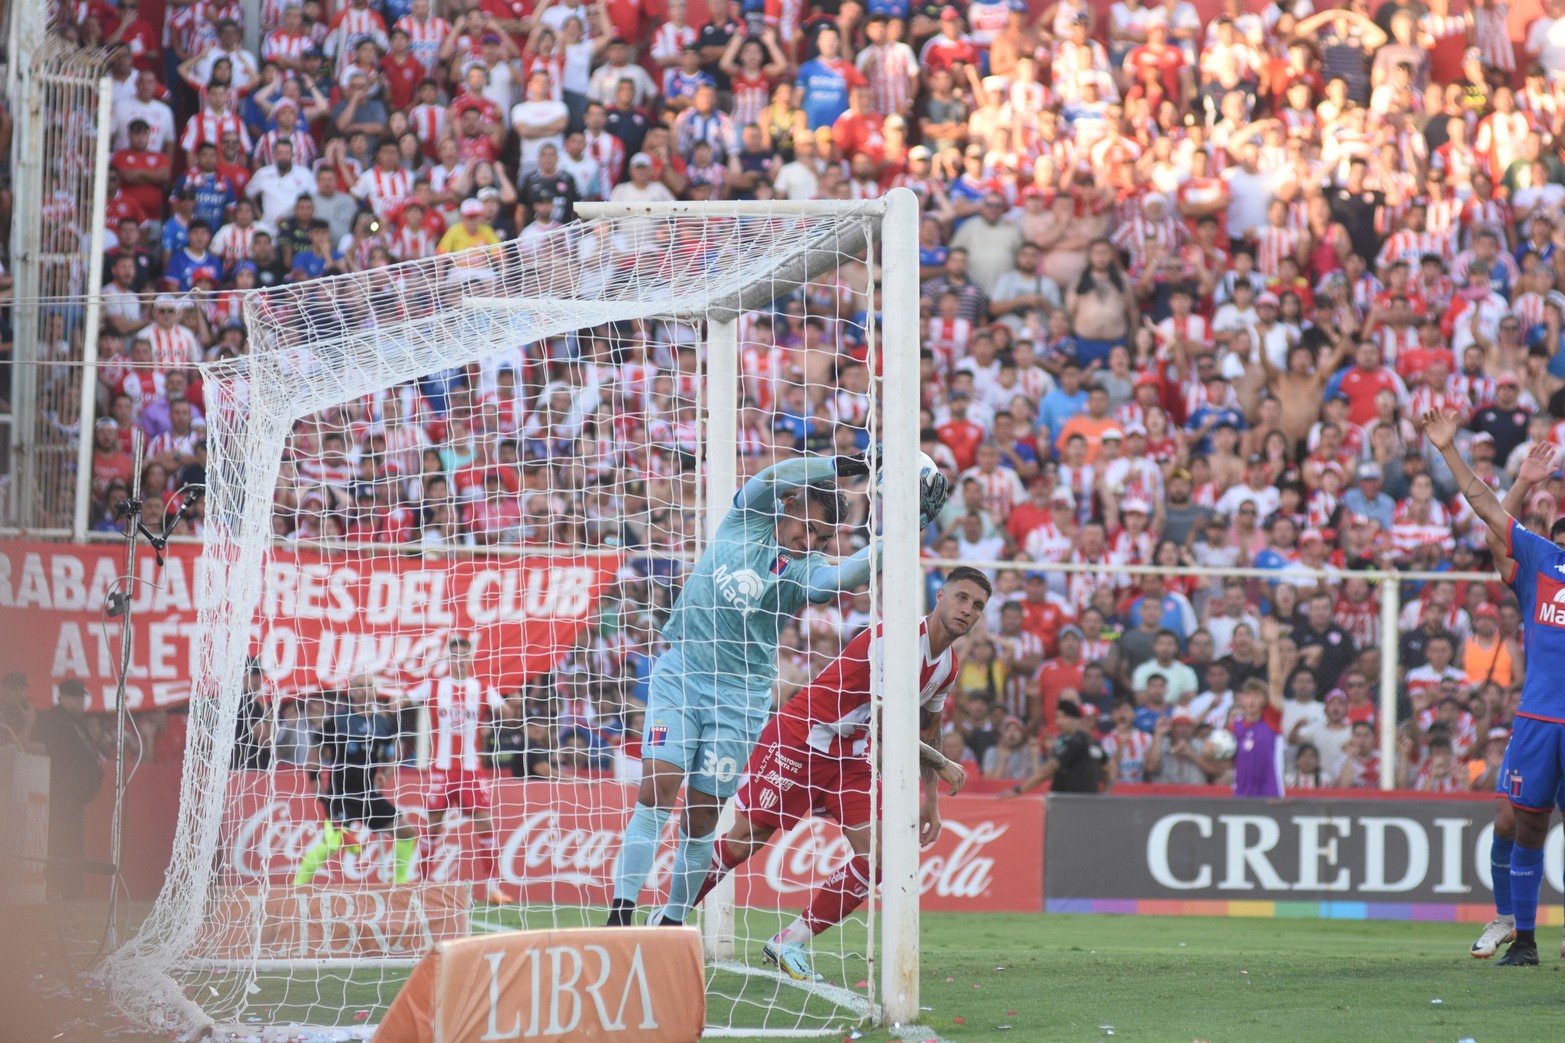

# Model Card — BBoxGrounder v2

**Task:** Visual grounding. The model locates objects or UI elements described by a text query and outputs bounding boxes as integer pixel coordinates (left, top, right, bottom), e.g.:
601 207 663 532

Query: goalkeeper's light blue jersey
660 456 880 701
662 487 826 700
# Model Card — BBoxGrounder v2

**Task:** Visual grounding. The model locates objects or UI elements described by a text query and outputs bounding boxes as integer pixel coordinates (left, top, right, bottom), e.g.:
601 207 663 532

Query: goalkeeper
295 674 420 886
608 452 950 927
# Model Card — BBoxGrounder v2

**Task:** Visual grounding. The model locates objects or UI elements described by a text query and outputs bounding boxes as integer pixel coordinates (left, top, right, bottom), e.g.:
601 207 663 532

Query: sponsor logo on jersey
712 564 766 617
648 722 668 748
1534 574 1565 628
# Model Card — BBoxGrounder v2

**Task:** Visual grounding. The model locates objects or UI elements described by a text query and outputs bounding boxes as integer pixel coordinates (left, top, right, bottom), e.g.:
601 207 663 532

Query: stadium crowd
32 0 1565 792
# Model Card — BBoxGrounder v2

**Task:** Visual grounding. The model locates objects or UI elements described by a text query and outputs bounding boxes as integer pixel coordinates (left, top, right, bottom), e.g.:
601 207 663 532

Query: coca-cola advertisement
0 540 621 710
224 771 1045 913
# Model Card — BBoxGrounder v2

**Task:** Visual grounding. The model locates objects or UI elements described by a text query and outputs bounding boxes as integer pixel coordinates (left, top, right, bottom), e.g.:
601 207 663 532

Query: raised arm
1422 408 1512 543
732 455 847 512
1491 440 1556 572
804 543 880 603
1260 616 1285 715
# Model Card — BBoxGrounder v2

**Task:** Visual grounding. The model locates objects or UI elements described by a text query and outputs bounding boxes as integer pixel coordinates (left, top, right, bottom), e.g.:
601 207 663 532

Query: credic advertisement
1045 794 1565 909
222 772 1046 913
0 540 620 710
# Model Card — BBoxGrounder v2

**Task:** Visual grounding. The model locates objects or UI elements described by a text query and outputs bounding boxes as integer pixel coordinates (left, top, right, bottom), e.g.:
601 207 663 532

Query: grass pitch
29 907 1565 1040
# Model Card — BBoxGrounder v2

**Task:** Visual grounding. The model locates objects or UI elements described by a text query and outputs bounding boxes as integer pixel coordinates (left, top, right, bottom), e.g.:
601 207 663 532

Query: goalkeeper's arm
733 455 861 513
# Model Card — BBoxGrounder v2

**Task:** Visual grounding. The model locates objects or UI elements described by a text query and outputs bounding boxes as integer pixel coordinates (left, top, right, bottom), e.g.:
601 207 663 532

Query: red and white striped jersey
410 675 498 773
856 41 918 116
777 618 958 760
1450 371 1497 412
387 224 438 261
1108 527 1155 566
1512 291 1547 330
1334 595 1379 649
1473 111 1532 179
960 465 1027 520
583 130 626 189
1391 500 1456 558
408 103 448 157
1252 225 1302 278
1408 385 1469 423
140 324 202 373
998 629 1044 719
1065 548 1124 610
210 222 262 266
1111 210 1184 267
1022 519 1073 566
1155 312 1211 355
1460 195 1513 248
1370 323 1418 370
650 21 698 70
1413 704 1478 757
394 14 452 77
1102 728 1153 783
262 29 313 65
147 426 203 463
295 454 355 487
253 128 318 169
1377 228 1450 270
926 316 973 375
180 110 249 155
1471 2 1514 71
353 166 414 219
326 7 391 78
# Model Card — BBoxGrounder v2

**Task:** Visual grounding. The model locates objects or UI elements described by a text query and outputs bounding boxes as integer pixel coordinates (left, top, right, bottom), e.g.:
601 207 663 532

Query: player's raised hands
1420 408 1462 451
1259 615 1281 645
1518 440 1557 485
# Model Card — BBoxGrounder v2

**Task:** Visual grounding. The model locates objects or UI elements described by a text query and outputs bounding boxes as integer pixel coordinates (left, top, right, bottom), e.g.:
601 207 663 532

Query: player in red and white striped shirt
685 571 986 977
407 636 514 904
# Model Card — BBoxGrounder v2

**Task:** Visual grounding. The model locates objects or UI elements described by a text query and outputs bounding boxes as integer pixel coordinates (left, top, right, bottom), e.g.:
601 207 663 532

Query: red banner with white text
0 540 621 710
220 771 1045 913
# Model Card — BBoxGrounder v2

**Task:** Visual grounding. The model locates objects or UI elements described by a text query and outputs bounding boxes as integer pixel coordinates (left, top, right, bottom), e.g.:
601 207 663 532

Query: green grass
35 906 1565 1040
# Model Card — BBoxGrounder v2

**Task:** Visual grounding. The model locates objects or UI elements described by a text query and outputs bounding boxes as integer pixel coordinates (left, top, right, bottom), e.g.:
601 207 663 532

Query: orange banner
0 540 621 710
376 927 705 1043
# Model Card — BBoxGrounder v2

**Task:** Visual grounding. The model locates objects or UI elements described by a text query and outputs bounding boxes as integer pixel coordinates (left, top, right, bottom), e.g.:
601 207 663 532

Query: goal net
104 194 926 1039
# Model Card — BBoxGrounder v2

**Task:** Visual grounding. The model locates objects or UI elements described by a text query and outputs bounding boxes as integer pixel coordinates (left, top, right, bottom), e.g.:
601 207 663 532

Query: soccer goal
103 191 926 1040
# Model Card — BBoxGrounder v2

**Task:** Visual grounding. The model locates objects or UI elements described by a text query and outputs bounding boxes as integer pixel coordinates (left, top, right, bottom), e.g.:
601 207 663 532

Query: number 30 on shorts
699 750 739 783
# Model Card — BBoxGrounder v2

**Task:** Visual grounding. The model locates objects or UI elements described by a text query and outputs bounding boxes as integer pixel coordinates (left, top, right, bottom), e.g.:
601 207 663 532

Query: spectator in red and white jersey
1334 720 1382 788
136 297 205 374
179 82 250 165
353 140 416 219
960 442 1027 520
146 398 205 476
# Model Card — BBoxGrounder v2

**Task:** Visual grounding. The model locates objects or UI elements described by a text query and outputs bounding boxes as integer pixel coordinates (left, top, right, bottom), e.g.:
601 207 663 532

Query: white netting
103 201 903 1039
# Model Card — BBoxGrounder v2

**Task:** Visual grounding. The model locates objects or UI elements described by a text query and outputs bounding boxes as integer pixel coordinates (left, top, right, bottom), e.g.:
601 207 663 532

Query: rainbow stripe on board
1045 899 1565 925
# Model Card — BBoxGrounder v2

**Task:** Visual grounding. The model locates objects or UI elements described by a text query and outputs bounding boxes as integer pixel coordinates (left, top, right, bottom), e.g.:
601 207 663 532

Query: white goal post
103 190 927 1038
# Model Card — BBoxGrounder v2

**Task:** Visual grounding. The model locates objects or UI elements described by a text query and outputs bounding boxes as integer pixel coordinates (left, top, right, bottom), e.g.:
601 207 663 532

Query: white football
1205 728 1238 760
875 451 941 495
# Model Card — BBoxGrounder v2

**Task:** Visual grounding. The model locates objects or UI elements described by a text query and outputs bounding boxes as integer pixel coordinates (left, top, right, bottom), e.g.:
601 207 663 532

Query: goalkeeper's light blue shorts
642 646 770 800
